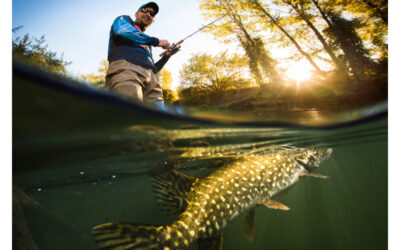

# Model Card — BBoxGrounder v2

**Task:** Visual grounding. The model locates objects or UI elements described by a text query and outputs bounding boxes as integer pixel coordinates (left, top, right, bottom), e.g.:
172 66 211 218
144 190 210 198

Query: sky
12 0 233 87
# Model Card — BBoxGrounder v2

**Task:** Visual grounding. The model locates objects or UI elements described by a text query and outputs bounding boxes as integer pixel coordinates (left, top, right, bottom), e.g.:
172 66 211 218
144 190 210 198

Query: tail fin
92 222 164 249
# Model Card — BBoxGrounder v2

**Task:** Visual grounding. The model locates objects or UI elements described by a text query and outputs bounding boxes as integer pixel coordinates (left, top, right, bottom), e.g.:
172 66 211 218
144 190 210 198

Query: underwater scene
13 63 387 250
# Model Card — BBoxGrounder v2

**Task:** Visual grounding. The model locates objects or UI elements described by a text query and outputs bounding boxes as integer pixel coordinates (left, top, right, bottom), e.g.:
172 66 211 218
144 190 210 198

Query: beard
136 14 152 31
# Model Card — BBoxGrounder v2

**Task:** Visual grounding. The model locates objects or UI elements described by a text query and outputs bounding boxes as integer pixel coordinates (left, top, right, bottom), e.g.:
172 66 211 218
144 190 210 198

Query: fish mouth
326 148 333 156
321 148 333 162
295 147 333 173
295 159 315 172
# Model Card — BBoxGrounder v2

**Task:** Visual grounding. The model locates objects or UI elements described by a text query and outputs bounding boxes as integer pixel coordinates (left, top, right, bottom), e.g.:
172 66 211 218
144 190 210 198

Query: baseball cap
139 2 159 15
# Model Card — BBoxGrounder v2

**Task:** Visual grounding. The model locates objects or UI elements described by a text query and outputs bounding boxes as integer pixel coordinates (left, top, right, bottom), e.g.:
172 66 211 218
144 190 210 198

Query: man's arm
154 56 170 74
112 16 159 46
154 43 181 73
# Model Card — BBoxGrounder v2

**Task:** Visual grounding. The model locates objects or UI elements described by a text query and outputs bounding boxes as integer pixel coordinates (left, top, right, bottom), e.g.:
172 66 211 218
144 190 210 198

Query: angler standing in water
106 2 181 106
92 147 332 249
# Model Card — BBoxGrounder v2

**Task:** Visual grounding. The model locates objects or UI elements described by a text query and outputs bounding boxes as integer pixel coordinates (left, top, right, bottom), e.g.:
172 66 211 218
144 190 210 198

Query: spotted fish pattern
93 147 332 249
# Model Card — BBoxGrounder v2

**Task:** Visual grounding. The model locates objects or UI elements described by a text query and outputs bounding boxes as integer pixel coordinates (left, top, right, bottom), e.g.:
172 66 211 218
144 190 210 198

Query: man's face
135 7 155 27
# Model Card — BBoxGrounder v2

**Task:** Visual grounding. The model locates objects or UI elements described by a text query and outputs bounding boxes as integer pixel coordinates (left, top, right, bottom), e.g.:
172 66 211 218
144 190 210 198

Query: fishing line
159 13 229 56
159 6 300 57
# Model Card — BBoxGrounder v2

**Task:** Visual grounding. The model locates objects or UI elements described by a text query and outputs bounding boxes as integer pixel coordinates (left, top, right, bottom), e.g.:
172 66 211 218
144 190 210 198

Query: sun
284 60 313 83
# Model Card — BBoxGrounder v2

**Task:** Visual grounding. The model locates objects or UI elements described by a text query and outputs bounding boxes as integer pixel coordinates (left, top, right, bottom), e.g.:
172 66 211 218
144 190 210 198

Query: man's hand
158 40 170 49
159 40 183 57
164 43 181 56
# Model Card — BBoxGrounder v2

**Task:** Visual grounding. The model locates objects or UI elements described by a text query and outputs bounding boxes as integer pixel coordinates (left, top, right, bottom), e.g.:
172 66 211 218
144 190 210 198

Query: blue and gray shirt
107 15 169 73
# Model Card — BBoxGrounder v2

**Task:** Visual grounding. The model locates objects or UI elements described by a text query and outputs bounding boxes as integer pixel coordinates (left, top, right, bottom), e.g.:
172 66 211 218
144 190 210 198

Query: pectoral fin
243 207 256 242
301 172 329 179
197 233 223 250
258 199 290 210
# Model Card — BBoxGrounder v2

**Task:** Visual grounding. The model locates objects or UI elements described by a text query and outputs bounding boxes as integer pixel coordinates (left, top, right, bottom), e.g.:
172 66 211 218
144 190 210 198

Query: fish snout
323 148 333 160
295 147 333 172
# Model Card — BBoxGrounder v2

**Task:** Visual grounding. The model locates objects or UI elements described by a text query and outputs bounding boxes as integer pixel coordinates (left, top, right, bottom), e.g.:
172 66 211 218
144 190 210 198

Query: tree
334 0 388 62
311 0 377 81
277 0 342 70
200 0 387 82
179 51 254 95
248 0 324 74
200 0 282 86
81 60 108 89
13 27 71 75
159 68 179 103
159 68 173 90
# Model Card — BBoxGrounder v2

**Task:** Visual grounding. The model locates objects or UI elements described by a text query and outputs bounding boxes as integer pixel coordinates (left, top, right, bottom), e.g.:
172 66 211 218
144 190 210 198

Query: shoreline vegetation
12 0 387 114
176 74 387 113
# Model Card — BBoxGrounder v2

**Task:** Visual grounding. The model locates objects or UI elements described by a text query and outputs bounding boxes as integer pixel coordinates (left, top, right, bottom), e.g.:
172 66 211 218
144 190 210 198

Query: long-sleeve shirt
107 15 169 73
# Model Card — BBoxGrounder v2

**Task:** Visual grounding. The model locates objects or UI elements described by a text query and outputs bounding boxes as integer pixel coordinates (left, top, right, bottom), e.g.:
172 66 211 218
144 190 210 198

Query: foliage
159 68 179 103
248 0 324 75
200 0 283 85
163 89 179 104
177 0 387 111
239 36 282 86
328 0 388 61
179 51 255 96
178 86 213 106
198 0 387 78
159 68 173 89
322 12 375 81
12 27 71 75
80 60 108 89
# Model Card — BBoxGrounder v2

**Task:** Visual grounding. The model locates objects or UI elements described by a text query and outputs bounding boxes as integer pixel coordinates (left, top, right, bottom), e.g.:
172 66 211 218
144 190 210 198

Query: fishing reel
160 40 183 57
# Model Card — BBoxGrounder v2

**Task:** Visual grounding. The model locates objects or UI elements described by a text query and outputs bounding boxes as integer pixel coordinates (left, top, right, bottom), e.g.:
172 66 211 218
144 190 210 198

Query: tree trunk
283 0 342 70
311 0 334 30
311 0 374 82
219 0 281 84
362 0 388 24
250 0 323 75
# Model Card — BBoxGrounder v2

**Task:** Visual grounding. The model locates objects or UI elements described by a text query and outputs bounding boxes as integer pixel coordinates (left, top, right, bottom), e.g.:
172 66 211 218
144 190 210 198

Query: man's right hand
158 40 170 49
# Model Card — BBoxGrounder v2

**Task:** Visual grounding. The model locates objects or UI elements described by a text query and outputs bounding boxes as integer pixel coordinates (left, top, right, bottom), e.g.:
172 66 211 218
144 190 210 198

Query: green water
13 66 387 250
13 120 387 250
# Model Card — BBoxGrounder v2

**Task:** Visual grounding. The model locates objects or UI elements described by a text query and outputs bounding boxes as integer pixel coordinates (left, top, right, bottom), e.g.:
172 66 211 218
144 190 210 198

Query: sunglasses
140 8 156 17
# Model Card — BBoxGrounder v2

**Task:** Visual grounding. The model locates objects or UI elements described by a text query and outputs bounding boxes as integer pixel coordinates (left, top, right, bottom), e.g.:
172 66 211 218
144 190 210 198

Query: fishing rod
160 13 229 56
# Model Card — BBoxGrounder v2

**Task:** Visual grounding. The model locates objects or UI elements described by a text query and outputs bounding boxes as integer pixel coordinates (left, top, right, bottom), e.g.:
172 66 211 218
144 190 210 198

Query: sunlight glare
285 61 313 83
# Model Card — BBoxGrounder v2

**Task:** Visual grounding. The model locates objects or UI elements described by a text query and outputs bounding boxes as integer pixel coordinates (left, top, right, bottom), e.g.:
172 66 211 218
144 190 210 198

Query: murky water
13 63 387 250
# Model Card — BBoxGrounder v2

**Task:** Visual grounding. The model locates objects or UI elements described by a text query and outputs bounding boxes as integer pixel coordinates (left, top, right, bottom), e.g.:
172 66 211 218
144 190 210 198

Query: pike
159 13 229 57
92 147 332 249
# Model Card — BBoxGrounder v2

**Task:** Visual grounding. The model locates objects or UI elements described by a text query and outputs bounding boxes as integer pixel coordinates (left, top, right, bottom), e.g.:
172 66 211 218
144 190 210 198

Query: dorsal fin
152 169 198 215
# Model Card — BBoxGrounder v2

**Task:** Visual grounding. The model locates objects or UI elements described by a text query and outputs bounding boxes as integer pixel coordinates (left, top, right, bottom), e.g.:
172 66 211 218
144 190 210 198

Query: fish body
93 147 332 249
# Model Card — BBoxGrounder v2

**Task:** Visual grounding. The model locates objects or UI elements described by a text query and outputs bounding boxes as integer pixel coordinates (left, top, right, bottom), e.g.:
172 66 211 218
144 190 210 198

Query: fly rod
160 13 229 56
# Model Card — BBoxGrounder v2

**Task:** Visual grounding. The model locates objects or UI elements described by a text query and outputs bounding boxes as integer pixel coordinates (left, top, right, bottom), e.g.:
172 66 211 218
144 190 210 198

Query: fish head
293 147 332 172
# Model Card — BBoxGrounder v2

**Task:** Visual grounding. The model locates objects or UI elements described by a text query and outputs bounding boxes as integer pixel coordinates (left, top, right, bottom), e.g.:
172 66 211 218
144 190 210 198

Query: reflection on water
303 110 321 120
181 102 387 127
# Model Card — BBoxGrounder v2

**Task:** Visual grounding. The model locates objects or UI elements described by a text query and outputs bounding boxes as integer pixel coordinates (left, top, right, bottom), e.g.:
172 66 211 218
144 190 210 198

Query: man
106 2 180 105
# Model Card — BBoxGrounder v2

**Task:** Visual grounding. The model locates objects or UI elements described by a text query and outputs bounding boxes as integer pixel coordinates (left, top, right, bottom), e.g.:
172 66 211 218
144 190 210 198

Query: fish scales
92 147 332 250
166 153 304 246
